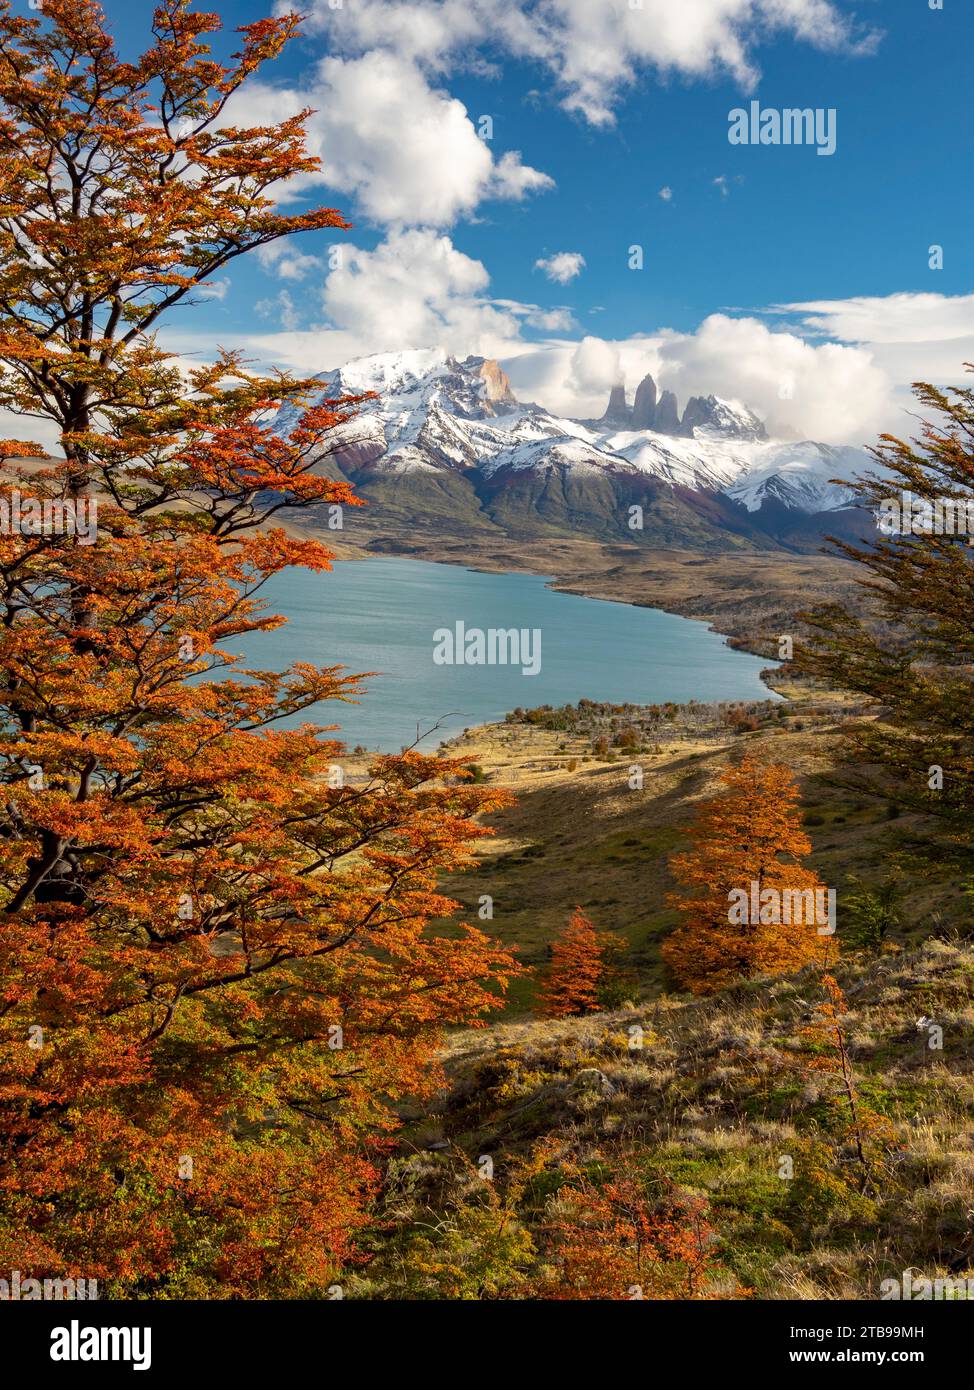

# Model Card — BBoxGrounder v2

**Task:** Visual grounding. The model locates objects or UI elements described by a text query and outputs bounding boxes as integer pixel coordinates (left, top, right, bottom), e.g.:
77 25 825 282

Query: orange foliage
537 1157 726 1300
0 0 520 1295
0 439 48 459
536 907 622 1017
662 756 829 994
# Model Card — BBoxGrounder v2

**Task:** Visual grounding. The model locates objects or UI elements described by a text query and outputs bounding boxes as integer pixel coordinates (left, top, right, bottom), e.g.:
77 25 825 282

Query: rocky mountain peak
630 373 658 430
654 390 682 434
681 394 768 442
464 355 517 410
272 347 860 526
600 383 631 426
597 376 767 441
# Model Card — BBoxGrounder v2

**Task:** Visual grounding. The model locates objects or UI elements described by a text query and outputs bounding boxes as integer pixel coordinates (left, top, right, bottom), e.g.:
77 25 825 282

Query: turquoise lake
229 556 777 751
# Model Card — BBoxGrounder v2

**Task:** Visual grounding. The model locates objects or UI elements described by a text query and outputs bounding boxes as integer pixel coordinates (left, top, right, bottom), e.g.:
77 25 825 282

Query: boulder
568 1068 615 1099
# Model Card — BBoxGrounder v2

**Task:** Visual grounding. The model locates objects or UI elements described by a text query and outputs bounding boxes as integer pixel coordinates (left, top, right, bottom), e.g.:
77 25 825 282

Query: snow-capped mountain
276 349 869 550
725 443 862 514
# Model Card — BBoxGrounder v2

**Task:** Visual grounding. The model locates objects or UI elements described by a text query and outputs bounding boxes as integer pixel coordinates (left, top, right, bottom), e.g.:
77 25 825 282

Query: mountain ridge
275 348 869 552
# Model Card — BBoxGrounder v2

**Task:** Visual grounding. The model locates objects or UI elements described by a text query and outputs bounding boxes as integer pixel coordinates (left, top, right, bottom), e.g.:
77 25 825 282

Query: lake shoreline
310 531 812 699
240 550 782 753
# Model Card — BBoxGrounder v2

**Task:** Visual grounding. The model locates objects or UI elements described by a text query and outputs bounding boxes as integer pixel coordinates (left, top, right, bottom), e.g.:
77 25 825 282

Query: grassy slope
401 934 974 1299
343 695 974 1300
436 688 964 1013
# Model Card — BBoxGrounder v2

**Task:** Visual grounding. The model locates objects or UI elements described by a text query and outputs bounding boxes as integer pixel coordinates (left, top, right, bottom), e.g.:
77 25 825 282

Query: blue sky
102 0 974 443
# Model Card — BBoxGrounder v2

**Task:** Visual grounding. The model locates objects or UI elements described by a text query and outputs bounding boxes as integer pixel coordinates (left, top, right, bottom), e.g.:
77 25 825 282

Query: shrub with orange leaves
536 1154 731 1300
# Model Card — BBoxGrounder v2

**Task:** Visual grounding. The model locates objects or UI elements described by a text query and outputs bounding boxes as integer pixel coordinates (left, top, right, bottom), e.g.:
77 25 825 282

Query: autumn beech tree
536 907 622 1018
0 0 518 1296
662 757 828 995
799 373 974 870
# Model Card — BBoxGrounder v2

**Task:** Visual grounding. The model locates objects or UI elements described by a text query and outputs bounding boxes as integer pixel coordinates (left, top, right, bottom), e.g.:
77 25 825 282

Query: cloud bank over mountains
169 269 974 447
161 2 971 449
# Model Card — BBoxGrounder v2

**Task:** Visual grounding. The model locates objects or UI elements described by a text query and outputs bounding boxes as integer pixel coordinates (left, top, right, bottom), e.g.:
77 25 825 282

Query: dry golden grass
365 935 974 1299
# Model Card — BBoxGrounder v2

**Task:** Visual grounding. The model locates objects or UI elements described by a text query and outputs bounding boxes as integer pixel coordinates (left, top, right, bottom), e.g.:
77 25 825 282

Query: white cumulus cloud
224 51 552 227
771 292 974 427
254 243 323 282
321 228 523 357
534 251 586 284
654 313 890 442
287 0 879 127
